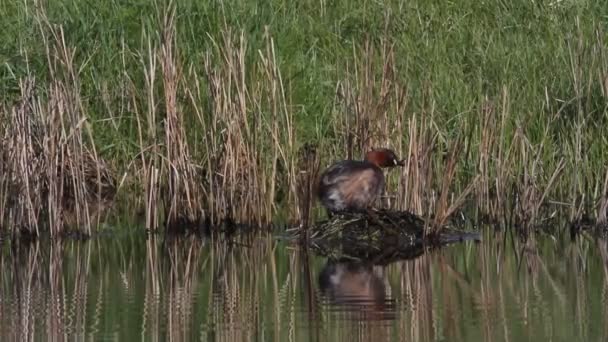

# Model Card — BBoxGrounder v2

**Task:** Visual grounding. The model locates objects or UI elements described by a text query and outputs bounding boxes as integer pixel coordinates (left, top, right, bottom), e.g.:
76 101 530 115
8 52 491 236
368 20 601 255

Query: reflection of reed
389 230 606 342
470 231 595 342
478 232 498 342
0 241 90 342
47 242 65 341
143 235 161 342
213 243 245 342
597 238 608 342
3 231 608 341
398 253 434 342
208 235 278 342
301 247 320 341
141 235 205 342
165 238 203 342
438 252 465 342
69 240 90 340
568 238 588 341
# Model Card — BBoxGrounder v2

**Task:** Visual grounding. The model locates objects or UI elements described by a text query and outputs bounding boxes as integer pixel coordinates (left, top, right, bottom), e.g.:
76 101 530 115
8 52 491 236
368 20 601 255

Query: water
0 230 606 341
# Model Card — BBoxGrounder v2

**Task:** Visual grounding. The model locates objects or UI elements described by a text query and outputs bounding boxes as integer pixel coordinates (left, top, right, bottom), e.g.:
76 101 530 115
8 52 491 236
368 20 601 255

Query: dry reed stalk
430 135 478 235
2 78 43 235
136 35 163 231
186 28 295 227
253 30 298 221
336 39 406 157
0 115 8 230
37 14 115 235
597 167 608 228
463 90 519 226
477 98 497 215
131 4 205 232
295 143 320 230
512 114 565 234
202 32 256 224
493 87 515 222
159 6 203 228
2 75 113 236
130 4 204 232
400 113 436 216
0 8 115 237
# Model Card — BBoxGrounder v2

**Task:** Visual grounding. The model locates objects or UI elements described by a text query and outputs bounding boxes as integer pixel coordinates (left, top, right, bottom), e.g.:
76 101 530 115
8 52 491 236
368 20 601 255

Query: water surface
0 230 606 341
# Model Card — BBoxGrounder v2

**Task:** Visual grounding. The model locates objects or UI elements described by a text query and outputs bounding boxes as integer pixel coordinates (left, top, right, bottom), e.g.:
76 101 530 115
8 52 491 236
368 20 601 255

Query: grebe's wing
320 160 373 184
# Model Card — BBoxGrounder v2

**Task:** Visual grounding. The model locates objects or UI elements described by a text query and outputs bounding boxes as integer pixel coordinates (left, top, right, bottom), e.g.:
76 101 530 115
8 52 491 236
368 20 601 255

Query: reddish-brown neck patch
364 148 403 168
365 149 390 167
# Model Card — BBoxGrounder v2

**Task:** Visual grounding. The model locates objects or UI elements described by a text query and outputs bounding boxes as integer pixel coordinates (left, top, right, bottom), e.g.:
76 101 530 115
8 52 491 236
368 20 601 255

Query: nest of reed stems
303 209 479 263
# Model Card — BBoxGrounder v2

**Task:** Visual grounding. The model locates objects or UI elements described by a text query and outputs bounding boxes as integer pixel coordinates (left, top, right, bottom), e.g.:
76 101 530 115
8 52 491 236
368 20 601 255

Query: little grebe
317 148 404 213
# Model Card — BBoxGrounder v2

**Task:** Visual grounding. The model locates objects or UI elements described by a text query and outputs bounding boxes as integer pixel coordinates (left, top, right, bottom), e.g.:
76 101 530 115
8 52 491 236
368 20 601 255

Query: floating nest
304 209 479 264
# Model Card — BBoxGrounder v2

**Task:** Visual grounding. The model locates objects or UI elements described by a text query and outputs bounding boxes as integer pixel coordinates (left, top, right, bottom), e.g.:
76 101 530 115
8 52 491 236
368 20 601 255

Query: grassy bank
1 0 608 235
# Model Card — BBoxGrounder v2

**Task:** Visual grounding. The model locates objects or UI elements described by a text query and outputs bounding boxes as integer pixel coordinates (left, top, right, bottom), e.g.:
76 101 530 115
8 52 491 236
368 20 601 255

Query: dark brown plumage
317 148 403 213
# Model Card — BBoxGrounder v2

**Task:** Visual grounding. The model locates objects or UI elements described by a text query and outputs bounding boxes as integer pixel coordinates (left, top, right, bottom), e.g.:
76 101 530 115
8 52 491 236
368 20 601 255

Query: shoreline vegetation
2 1 608 238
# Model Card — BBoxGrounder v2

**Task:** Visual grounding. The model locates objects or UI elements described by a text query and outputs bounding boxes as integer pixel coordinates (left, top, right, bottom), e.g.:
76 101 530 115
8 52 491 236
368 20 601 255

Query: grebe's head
364 148 405 168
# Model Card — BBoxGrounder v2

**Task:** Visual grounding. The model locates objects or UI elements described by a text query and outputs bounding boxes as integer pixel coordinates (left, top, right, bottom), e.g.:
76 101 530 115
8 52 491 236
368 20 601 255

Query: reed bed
1 1 608 236
126 4 298 231
1 52 115 237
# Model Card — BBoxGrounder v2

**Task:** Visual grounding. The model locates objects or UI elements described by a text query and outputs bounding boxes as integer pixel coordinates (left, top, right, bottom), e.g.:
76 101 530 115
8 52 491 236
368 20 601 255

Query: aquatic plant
1 44 115 237
1 0 608 236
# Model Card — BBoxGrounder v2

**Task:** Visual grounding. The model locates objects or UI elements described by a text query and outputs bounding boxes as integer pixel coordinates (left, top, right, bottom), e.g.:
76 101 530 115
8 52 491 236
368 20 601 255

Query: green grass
2 0 608 231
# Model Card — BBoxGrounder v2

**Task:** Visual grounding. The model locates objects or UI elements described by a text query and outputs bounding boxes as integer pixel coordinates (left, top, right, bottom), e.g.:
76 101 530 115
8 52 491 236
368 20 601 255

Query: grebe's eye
393 158 399 166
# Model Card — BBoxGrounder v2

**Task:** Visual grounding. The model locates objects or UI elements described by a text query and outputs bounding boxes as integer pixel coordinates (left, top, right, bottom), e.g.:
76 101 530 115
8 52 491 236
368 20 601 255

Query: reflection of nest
307 209 479 264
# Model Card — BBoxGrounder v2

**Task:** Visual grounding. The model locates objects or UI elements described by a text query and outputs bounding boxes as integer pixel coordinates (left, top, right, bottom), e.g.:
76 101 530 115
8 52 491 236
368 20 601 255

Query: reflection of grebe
318 260 395 321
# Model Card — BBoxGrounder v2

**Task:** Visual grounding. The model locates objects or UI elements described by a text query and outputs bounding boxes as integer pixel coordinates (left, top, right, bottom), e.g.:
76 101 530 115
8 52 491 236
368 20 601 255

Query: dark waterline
0 229 606 341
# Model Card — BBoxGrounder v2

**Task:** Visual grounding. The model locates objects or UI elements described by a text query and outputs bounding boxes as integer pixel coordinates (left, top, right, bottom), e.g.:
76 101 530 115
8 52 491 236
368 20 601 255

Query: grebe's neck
364 150 387 168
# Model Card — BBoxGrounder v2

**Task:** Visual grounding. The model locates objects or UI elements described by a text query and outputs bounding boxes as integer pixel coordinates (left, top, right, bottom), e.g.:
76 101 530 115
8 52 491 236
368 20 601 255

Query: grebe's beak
394 159 405 167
